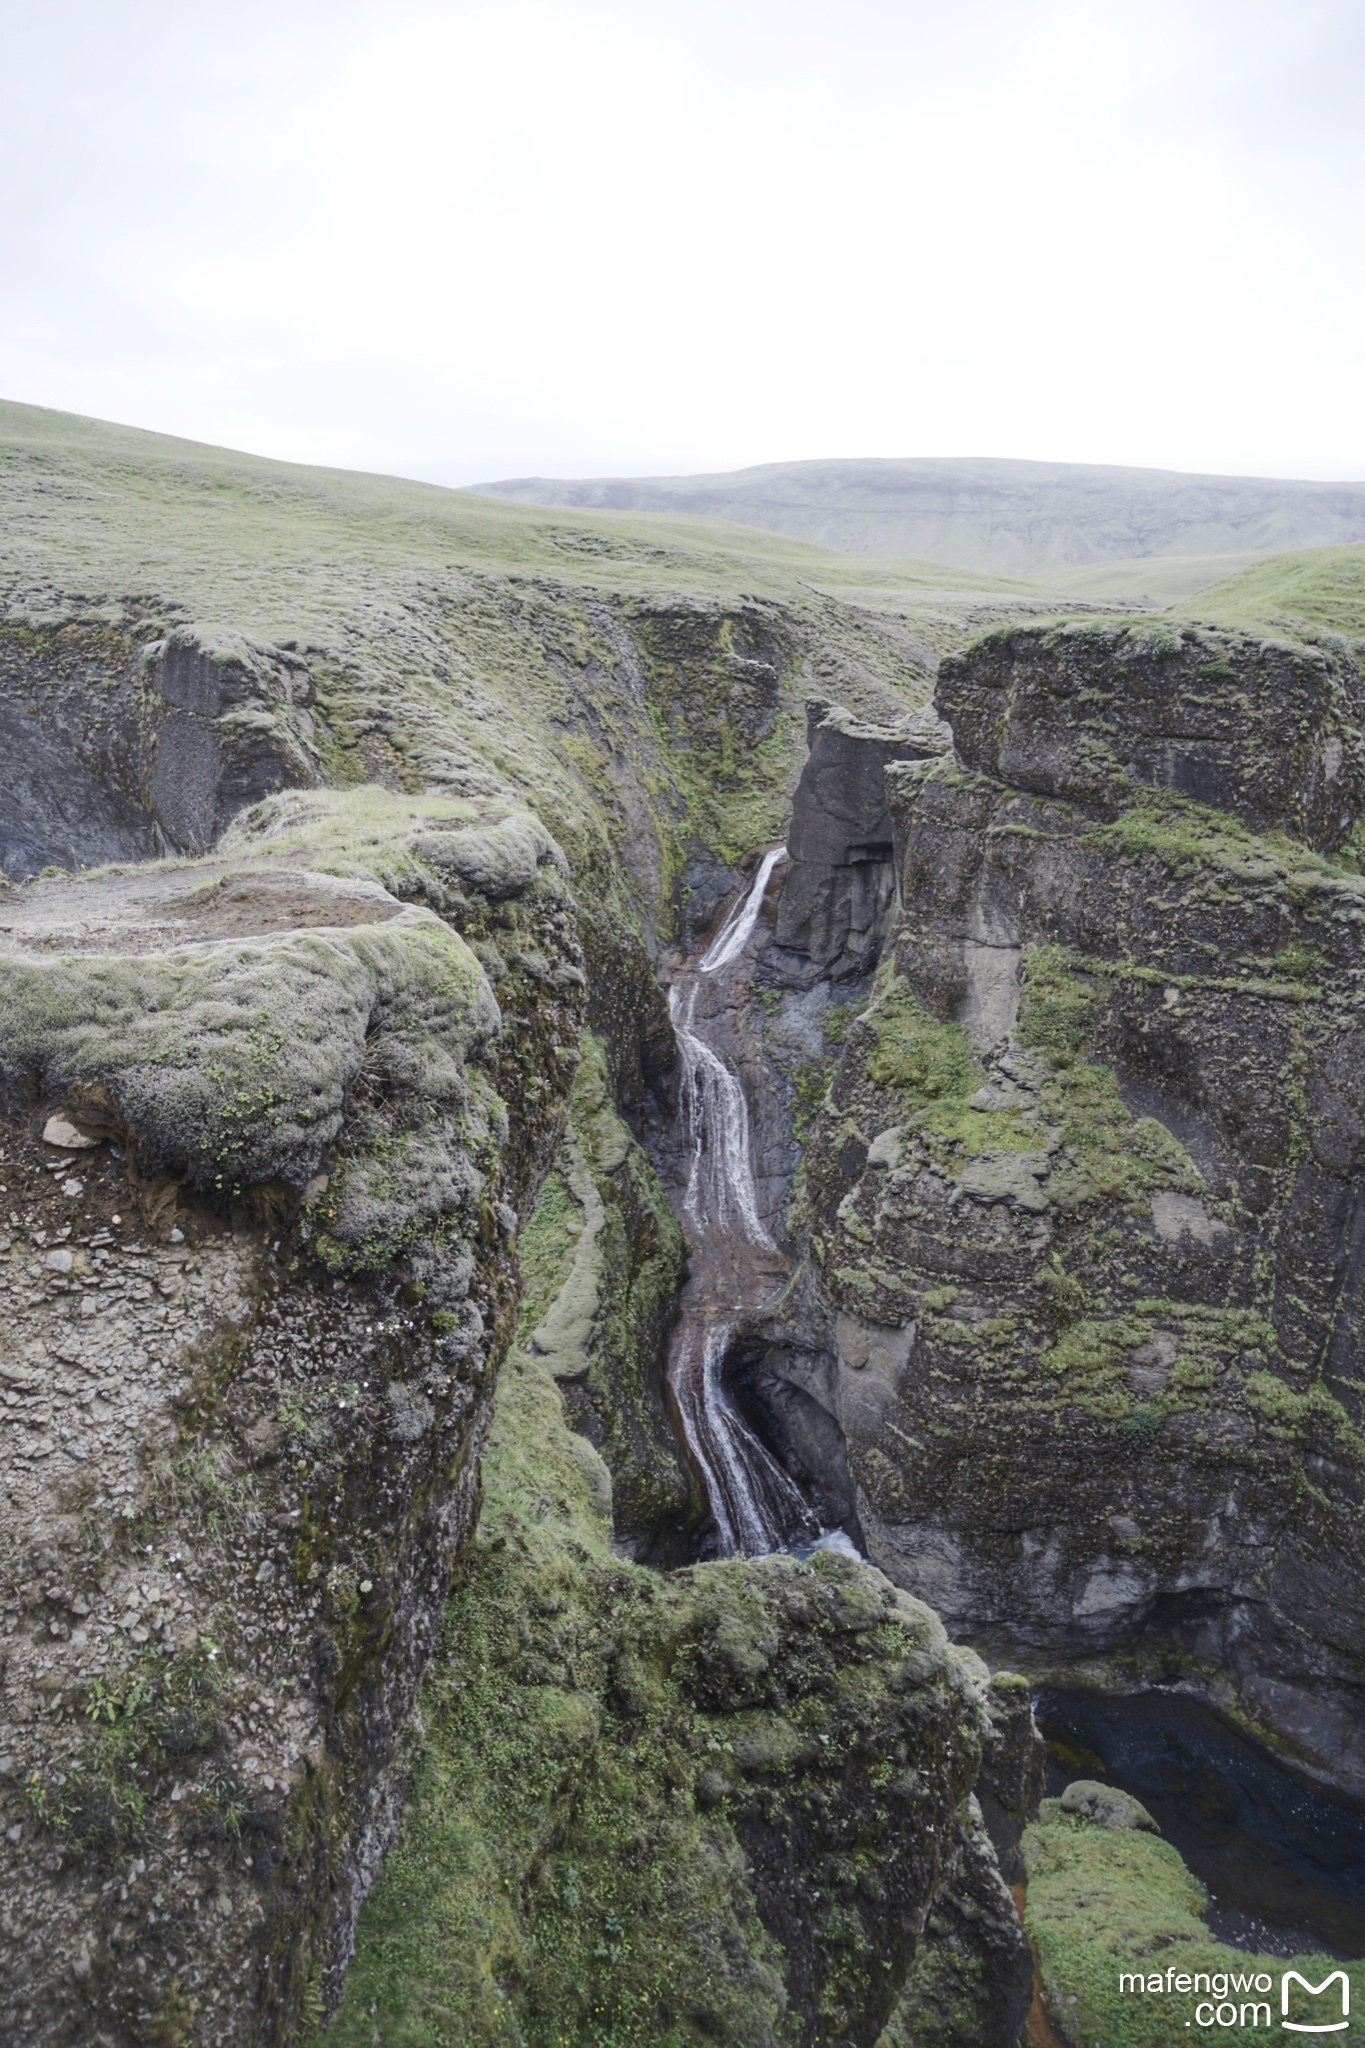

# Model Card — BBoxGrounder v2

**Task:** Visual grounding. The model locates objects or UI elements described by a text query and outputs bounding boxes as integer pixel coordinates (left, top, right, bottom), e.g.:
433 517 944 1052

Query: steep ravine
749 622 1365 1799
0 457 1043 2044
7 404 1365 2047
330 1025 1038 2048
708 623 1365 2034
638 655 1365 2031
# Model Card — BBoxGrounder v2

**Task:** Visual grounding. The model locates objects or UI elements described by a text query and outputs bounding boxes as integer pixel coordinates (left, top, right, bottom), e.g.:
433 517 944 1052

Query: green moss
515 1170 581 1341
1274 938 1327 982
0 891 500 1260
863 991 982 1103
1039 1314 1151 1397
537 1033 699 1549
329 1344 988 2047
792 1057 834 1143
1023 1814 1356 2046
1017 944 1096 1056
1243 1372 1365 1461
824 996 866 1048
1042 1064 1203 1213
1090 785 1352 890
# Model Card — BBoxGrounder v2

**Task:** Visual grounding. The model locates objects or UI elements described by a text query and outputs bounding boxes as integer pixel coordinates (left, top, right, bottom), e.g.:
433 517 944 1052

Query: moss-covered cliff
753 619 1365 1792
0 793 586 2044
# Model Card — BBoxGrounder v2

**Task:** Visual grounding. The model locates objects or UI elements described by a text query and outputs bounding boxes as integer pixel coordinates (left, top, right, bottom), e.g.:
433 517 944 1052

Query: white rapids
665 848 821 1558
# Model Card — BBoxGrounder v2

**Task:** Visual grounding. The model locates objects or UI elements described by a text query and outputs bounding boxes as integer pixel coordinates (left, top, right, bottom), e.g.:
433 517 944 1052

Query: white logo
1282 1970 1350 2034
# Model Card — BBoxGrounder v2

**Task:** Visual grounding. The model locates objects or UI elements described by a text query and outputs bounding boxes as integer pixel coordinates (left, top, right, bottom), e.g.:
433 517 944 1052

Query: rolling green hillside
0 398 1058 955
1182 539 1365 640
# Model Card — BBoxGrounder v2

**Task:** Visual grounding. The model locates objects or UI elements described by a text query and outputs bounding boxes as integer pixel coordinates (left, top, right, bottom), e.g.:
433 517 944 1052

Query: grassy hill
1180 540 1365 641
471 454 1365 579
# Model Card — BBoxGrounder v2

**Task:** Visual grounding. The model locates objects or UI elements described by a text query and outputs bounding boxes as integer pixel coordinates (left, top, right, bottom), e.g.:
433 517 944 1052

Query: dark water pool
1034 1688 1365 1959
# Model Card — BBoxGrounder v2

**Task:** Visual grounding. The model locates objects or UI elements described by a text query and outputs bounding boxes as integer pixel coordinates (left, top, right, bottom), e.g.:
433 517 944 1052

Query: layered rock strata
0 622 322 878
752 621 1365 1791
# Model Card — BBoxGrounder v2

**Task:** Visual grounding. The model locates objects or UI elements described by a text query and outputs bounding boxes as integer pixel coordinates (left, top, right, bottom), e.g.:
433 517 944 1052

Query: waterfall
700 843 789 974
665 849 820 1558
669 1314 814 1558
672 980 772 1247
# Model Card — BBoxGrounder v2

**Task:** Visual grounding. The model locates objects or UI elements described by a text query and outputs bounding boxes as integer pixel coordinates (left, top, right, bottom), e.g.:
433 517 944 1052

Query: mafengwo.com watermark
1118 1965 1356 2032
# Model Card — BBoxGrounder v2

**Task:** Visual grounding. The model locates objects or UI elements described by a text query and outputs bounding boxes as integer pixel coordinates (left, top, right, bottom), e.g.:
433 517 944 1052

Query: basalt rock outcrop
0 621 322 879
748 620 1365 1793
772 700 949 983
0 792 583 2045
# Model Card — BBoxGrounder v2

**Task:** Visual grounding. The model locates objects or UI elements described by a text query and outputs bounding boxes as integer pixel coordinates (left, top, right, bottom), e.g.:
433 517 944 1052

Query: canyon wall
0 408 1047 2048
746 620 1365 1792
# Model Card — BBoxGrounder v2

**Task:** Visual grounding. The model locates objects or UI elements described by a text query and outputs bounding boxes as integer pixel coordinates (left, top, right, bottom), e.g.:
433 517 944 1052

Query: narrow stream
666 848 821 1558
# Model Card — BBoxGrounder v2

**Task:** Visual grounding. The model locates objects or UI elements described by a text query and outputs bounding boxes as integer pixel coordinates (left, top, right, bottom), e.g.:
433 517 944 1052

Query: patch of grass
1243 1371 1365 1461
824 995 867 1049
1017 944 1096 1057
1190 540 1365 641
1273 937 1326 983
26 1647 231 1856
515 1168 580 1342
863 990 982 1103
1 397 1028 944
1030 1038 1205 1213
154 1442 257 1540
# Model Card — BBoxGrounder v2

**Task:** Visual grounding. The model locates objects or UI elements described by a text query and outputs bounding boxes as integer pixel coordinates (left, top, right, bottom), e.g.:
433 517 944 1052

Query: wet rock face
773 699 949 980
0 620 321 879
0 793 583 2045
758 623 1365 1791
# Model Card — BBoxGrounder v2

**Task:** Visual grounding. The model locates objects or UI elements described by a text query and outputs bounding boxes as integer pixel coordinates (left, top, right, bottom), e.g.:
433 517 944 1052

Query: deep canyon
0 400 1363 2047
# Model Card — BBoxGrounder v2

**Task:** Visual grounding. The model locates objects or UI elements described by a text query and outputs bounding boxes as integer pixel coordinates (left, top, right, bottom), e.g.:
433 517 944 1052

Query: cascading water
665 847 821 1558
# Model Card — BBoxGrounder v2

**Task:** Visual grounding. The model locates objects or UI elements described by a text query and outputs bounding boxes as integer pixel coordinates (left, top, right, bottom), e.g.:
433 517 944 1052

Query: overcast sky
2 0 1363 485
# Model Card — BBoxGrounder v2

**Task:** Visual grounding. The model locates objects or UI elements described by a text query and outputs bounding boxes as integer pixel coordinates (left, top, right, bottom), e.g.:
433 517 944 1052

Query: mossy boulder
329 1336 1027 2048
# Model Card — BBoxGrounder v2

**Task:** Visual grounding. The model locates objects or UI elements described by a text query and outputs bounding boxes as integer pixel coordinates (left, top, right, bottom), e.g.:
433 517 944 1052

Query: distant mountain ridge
470 456 1365 578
